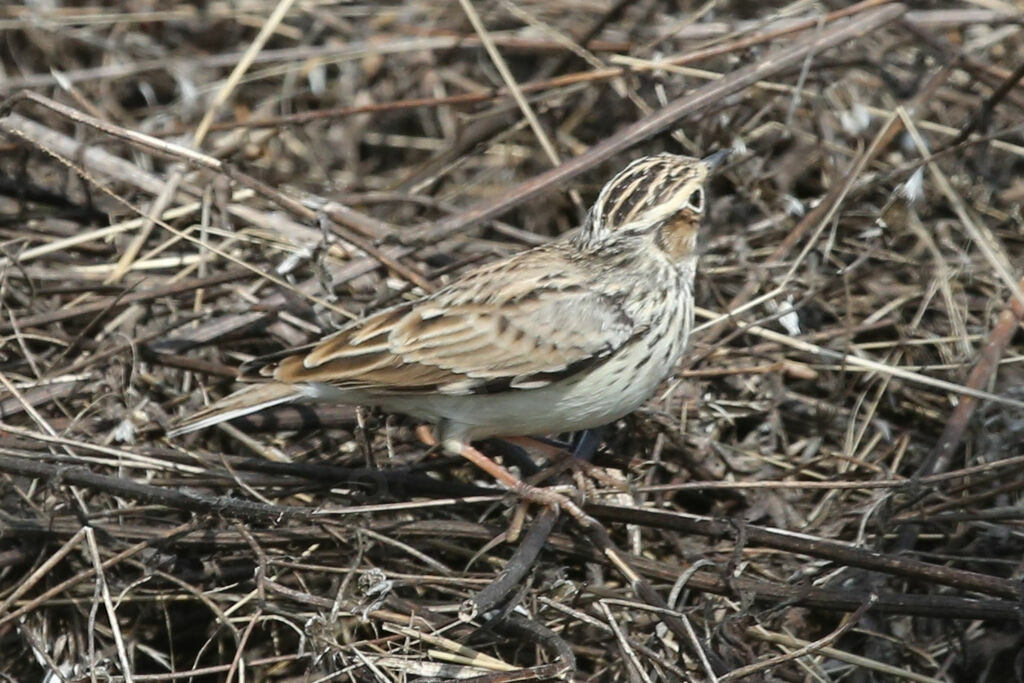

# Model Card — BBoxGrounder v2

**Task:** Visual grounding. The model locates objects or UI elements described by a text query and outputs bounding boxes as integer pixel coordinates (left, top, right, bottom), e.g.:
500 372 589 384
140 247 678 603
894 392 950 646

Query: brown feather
237 245 637 396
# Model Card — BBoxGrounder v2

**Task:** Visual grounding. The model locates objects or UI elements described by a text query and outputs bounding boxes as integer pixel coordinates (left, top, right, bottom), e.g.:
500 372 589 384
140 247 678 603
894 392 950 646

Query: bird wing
241 247 641 395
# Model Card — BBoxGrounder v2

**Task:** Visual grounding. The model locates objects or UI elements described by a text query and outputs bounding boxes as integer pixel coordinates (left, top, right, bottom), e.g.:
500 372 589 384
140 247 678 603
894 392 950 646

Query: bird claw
512 481 591 527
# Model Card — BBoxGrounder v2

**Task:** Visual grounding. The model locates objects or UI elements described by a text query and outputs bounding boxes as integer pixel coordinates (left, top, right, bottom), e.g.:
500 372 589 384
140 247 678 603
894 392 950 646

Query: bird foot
511 480 591 527
417 425 594 531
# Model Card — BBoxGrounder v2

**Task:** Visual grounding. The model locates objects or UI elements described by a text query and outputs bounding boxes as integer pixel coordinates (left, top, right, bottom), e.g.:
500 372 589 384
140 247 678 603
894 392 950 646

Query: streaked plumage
170 153 718 478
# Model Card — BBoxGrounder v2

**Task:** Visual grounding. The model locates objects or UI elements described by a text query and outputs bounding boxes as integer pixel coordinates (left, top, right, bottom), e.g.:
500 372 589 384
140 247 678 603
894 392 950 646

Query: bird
169 151 723 513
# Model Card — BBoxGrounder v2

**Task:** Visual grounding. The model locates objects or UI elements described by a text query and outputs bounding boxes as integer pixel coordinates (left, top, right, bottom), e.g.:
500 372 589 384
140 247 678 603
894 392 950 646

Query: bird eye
688 189 703 209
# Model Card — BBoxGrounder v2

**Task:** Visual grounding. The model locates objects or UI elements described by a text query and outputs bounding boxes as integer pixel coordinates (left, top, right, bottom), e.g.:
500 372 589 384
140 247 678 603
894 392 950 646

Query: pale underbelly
325 327 685 443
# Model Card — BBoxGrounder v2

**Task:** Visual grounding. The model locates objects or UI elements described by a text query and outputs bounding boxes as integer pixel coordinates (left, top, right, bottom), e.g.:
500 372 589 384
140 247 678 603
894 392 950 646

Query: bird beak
701 149 730 170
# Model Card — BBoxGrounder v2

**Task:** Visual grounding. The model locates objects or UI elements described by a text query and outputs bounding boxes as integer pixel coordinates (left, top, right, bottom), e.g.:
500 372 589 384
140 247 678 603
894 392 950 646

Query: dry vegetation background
0 0 1023 681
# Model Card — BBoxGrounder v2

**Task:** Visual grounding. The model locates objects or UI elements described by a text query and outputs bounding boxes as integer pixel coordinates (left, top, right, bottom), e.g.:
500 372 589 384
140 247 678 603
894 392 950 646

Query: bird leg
504 435 628 494
415 426 591 526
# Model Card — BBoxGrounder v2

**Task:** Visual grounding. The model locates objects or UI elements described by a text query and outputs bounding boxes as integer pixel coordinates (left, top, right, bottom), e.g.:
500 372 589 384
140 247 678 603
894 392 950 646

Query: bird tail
166 383 299 437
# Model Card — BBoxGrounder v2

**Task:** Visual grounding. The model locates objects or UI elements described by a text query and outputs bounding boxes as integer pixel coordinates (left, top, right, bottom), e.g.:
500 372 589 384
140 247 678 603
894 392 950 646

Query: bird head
576 151 725 263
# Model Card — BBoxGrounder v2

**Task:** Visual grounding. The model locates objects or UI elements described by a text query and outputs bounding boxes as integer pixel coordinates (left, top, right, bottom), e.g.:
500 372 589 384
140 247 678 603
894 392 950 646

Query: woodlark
170 152 721 506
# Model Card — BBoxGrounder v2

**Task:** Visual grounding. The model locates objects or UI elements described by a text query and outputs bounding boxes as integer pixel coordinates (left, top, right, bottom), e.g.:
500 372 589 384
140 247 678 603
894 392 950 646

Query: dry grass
1 1 1023 680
